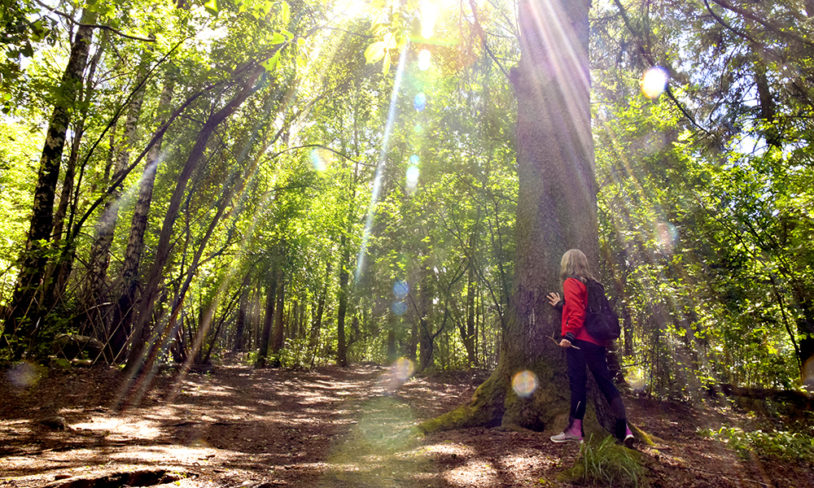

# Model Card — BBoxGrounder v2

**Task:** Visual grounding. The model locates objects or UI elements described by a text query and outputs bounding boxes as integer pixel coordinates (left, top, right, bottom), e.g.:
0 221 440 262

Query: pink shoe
551 419 583 443
623 425 634 448
550 430 583 443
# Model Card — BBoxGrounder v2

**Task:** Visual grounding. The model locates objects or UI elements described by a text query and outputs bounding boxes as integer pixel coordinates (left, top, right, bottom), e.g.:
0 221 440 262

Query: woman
546 249 633 446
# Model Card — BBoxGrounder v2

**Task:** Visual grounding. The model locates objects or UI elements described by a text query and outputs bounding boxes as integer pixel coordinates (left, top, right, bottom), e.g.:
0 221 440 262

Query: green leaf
270 32 286 44
364 41 386 64
382 52 391 74
279 1 290 24
262 50 281 72
204 0 219 15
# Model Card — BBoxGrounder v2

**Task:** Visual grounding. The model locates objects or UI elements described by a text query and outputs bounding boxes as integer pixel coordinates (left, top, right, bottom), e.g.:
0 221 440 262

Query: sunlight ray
597 118 715 398
523 0 594 208
356 43 410 281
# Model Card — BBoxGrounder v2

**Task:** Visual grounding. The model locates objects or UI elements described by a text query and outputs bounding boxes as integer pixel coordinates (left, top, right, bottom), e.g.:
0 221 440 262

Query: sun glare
420 0 440 38
641 66 669 99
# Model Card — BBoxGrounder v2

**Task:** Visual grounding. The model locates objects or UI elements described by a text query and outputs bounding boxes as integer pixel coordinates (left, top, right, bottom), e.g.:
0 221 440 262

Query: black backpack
584 279 621 342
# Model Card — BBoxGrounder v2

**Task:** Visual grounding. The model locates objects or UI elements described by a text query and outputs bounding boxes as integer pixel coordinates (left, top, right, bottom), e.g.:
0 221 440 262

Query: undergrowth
562 435 645 487
699 425 814 465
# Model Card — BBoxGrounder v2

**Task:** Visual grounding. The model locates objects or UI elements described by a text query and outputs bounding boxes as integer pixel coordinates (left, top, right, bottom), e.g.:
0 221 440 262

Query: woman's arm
562 278 586 342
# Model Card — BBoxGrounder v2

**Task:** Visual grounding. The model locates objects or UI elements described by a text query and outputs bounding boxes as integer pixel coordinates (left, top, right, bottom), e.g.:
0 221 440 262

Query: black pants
566 339 625 421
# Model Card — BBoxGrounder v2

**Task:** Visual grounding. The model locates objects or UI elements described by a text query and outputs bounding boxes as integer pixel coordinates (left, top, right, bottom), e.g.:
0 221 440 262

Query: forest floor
0 358 811 488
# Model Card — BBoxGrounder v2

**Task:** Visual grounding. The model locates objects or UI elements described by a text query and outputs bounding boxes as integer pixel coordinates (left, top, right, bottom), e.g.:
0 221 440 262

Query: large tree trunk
2 10 96 357
421 0 598 433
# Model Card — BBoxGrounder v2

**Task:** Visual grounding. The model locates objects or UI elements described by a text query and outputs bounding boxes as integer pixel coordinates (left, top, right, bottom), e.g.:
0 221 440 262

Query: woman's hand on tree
546 292 562 307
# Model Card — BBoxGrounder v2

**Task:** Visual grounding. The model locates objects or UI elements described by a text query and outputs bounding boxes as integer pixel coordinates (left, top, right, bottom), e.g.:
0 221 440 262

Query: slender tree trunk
336 235 350 366
461 264 478 366
270 279 286 356
52 31 105 244
255 274 278 368
234 281 249 352
417 265 434 372
2 10 96 356
421 0 597 433
85 55 150 334
124 65 263 373
308 262 330 355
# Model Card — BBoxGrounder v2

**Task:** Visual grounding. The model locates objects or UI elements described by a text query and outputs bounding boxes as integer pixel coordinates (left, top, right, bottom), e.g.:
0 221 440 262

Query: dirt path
1 362 811 487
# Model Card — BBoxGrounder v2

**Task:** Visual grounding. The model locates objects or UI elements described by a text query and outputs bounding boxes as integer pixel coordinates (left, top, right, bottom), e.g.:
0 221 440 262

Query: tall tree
2 9 97 356
422 0 600 432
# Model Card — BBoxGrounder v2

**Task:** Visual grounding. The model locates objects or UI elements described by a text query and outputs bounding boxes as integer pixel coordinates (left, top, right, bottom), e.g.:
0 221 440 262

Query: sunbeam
355 42 410 281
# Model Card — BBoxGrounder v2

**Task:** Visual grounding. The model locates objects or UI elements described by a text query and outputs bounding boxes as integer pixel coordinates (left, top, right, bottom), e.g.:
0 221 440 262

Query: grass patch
561 435 645 487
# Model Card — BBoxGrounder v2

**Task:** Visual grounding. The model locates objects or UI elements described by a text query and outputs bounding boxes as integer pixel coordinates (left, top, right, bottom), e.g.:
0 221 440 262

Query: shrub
699 426 814 465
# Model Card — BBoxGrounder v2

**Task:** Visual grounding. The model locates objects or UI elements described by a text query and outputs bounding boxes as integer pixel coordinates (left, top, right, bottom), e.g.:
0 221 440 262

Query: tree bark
421 0 597 433
2 10 96 356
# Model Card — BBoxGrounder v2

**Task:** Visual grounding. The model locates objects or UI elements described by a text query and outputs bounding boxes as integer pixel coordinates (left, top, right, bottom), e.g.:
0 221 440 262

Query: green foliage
699 426 814 465
562 435 646 487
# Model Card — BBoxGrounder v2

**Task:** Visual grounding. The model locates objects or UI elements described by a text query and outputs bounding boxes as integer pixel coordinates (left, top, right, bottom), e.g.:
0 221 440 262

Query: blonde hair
560 249 594 282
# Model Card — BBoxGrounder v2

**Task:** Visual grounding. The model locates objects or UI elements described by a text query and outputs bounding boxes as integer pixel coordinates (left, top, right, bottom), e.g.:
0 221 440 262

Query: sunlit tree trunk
421 0 601 433
2 10 96 356
461 258 478 366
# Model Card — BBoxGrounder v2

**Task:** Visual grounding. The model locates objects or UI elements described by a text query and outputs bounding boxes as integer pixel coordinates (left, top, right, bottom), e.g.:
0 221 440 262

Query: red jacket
561 277 603 346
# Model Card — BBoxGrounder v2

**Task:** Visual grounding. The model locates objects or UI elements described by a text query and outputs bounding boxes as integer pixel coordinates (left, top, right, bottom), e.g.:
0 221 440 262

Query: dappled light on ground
2 363 811 487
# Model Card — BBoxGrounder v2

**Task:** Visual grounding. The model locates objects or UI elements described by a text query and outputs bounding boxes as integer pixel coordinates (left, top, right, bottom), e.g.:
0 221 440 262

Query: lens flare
417 49 432 71
413 123 424 135
393 280 409 299
392 301 408 315
626 366 647 393
803 357 814 392
392 357 415 382
641 67 669 99
7 361 39 388
511 370 538 398
406 165 420 191
309 149 326 171
655 221 678 254
414 92 427 111
409 154 420 165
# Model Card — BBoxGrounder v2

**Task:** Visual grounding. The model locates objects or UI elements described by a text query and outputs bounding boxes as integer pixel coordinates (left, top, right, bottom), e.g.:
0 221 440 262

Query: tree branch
33 0 156 42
